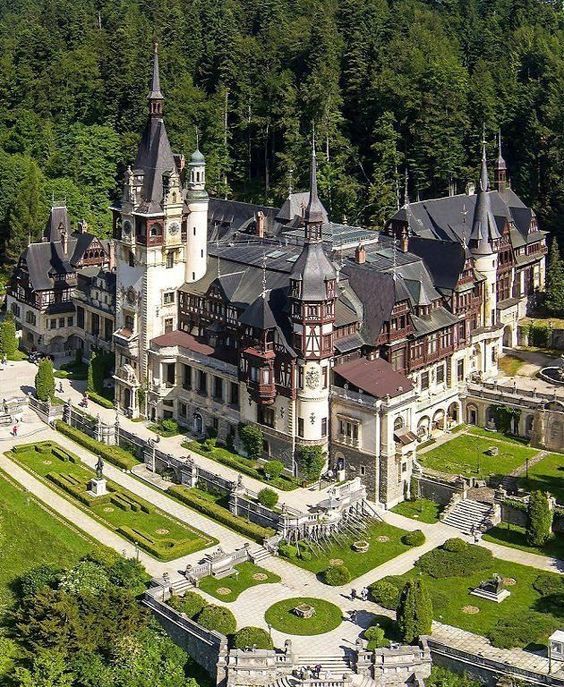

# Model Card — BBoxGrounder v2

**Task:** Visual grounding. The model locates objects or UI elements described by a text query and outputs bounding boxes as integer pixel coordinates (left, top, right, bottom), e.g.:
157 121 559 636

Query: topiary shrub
263 460 284 481
487 612 559 649
415 542 492 579
233 626 273 650
364 625 389 649
322 565 351 586
197 604 237 636
239 424 263 460
368 579 403 610
397 579 433 644
35 358 55 401
527 491 553 547
442 538 468 553
402 530 425 547
168 591 207 619
258 487 279 509
278 543 298 559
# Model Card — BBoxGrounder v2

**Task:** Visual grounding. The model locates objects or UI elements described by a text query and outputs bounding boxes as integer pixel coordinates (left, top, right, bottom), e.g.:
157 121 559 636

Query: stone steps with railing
441 498 494 534
294 655 354 677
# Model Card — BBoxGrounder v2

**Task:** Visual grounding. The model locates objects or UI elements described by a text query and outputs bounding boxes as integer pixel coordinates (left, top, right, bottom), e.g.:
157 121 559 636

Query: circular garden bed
264 597 342 636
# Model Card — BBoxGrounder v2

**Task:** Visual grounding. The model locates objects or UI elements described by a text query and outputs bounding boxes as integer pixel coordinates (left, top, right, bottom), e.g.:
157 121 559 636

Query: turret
495 131 507 192
148 42 164 118
185 147 208 283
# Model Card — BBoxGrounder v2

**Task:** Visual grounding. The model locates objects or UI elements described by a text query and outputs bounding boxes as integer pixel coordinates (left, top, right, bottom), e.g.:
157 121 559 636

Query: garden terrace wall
413 473 466 506
499 498 564 533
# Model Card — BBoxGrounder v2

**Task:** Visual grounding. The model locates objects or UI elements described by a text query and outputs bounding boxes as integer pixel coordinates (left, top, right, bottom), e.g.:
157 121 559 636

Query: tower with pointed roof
469 139 501 329
185 145 208 283
289 140 336 451
112 45 188 417
495 131 508 192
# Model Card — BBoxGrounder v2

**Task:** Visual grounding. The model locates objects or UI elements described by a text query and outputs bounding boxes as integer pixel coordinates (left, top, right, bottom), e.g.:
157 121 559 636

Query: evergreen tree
35 359 55 402
396 579 433 644
545 238 564 316
5 157 45 263
527 490 553 547
0 313 18 359
87 353 95 394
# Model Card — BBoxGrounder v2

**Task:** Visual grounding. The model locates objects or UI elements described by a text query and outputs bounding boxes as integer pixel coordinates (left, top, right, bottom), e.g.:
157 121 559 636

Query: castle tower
495 131 508 192
112 44 186 417
289 141 336 451
469 138 500 328
185 147 208 283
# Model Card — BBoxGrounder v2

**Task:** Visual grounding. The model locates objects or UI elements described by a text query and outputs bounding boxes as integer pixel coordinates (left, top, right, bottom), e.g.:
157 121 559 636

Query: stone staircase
294 655 354 678
442 498 493 534
250 545 271 563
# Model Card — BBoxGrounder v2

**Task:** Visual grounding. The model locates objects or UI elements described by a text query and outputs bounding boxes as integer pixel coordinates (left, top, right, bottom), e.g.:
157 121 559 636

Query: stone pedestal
89 477 108 497
470 587 510 603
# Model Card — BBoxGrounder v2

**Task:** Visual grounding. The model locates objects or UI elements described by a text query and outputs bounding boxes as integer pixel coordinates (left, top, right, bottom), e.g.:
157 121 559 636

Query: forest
1 0 564 263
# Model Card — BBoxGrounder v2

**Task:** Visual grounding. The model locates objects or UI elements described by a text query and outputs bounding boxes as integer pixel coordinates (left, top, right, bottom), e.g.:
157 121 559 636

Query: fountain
539 354 564 386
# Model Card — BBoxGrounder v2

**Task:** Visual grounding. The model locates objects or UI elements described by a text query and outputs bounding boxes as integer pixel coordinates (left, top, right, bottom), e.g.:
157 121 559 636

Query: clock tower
289 143 336 451
112 45 190 417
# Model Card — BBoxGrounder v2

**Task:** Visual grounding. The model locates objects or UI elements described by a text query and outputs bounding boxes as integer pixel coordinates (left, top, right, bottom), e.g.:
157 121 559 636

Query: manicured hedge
197 604 237 635
233 626 273 650
88 391 115 409
369 578 403 609
168 485 273 543
442 538 467 553
401 530 425 547
55 421 138 470
415 541 493 579
487 612 559 649
117 525 204 560
322 564 351 586
168 591 207 618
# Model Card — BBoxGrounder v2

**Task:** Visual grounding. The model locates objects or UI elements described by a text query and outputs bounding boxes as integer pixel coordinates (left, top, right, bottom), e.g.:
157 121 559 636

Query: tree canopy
0 0 563 259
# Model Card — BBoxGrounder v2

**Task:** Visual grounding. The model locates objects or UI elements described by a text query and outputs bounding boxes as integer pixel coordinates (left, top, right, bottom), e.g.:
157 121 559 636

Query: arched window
394 417 404 431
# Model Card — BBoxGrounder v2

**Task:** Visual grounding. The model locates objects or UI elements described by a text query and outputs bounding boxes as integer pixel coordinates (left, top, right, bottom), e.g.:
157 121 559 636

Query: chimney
401 227 409 253
355 243 366 264
256 211 266 238
78 220 88 234
108 240 116 271
60 229 68 255
466 182 476 196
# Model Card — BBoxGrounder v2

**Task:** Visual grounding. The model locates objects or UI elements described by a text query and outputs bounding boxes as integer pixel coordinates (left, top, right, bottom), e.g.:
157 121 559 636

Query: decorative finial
392 237 397 281
195 126 199 151
261 254 267 300
404 167 410 206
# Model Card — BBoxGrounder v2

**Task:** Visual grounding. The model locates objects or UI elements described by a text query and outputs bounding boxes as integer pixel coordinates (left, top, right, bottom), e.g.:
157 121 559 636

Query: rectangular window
76 306 85 329
298 366 304 389
391 348 405 371
436 364 445 384
179 403 187 417
165 363 175 387
166 252 174 269
198 371 207 394
164 317 173 333
298 417 304 437
457 359 464 382
360 465 366 476
182 364 192 389
67 317 73 327
213 376 223 401
230 382 239 406
58 317 65 328
163 291 175 305
321 417 328 437
421 371 430 390
104 318 112 341
125 313 134 331
258 406 275 428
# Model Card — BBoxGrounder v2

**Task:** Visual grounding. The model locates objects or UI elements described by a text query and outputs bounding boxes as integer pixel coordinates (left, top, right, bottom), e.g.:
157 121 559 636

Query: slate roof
277 192 328 225
406 238 467 292
334 356 413 399
239 293 278 330
290 241 336 300
134 116 176 214
44 206 71 242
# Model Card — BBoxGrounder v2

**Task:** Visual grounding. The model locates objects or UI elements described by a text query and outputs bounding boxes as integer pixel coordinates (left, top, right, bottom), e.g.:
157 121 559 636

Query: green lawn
264 597 342 636
483 523 564 560
0 468 107 609
466 426 532 446
498 355 525 376
285 521 412 580
198 562 281 602
517 453 564 504
391 498 441 523
390 553 561 645
7 442 216 561
419 431 537 479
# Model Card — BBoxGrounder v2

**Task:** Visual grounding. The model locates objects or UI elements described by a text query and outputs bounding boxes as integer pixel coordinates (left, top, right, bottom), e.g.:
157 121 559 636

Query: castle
7 48 550 506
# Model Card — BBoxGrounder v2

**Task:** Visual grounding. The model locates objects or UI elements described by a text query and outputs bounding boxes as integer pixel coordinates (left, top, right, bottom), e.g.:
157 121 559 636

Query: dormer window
290 279 301 298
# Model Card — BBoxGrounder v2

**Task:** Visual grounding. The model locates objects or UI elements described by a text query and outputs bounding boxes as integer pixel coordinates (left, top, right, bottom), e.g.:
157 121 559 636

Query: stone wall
499 498 564 533
413 473 466 506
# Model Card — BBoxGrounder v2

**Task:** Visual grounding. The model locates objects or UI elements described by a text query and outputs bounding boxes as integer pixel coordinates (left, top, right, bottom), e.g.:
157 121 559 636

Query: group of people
294 665 323 680
350 587 369 601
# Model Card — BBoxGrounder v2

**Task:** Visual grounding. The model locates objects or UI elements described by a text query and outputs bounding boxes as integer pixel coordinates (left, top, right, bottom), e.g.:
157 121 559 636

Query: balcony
337 434 359 448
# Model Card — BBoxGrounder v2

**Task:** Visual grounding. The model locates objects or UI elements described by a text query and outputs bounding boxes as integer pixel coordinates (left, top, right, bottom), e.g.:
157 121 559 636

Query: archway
486 405 497 429
417 416 430 439
432 408 446 432
503 325 513 348
472 343 482 373
193 412 203 435
123 387 131 410
525 414 534 437
447 402 459 423
466 404 478 425
394 416 404 431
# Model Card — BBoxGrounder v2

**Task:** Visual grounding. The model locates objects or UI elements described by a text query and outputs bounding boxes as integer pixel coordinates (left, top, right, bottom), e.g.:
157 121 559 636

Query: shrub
35 358 55 401
415 543 492 579
527 491 553 547
296 445 325 482
55 421 138 470
88 391 115 409
18 565 61 597
322 565 351 586
197 604 237 636
168 591 207 619
401 530 425 547
168 485 273 543
443 538 467 553
161 418 179 434
533 573 564 597
278 543 298 559
233 626 273 650
369 579 403 610
239 424 263 460
0 316 18 359
397 579 433 644
263 460 284 480
299 550 312 561
487 612 558 649
258 488 279 509
364 625 389 649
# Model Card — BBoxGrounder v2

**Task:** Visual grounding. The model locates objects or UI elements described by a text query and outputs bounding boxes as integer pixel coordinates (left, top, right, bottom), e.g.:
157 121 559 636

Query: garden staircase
441 498 495 534
294 654 354 678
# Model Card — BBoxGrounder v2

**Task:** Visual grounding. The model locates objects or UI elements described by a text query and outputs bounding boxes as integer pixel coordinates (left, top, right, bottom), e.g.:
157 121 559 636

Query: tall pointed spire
495 130 508 191
469 131 501 255
479 128 489 192
304 127 325 241
148 41 164 117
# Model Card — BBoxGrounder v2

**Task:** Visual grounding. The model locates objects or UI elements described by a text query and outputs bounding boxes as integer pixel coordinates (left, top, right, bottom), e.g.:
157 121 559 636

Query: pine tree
527 490 553 547
5 157 44 263
545 238 564 316
35 359 55 402
0 313 18 359
396 579 433 644
87 353 96 394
